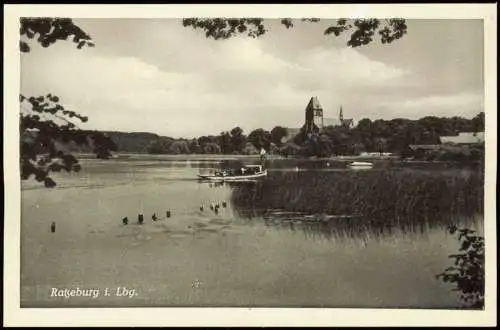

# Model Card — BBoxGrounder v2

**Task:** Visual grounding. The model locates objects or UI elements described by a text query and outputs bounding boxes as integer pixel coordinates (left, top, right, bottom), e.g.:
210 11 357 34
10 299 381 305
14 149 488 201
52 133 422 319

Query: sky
20 19 484 138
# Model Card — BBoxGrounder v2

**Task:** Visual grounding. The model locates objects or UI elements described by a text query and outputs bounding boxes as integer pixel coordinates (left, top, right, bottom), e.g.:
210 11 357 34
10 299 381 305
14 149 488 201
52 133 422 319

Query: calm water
20 155 484 308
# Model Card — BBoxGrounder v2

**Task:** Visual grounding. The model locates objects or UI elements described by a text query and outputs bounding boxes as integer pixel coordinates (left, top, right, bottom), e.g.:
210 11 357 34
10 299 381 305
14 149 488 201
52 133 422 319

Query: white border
3 4 497 327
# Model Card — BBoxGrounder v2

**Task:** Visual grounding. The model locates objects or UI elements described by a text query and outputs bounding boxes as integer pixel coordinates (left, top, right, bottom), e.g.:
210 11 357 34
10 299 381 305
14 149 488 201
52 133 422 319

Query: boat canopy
244 165 263 172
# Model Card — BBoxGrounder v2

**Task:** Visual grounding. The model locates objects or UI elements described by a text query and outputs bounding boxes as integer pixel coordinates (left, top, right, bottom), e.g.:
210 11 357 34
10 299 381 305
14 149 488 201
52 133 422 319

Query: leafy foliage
218 131 234 154
20 17 94 53
436 226 485 309
20 94 117 187
247 128 271 150
471 112 485 133
270 126 288 146
20 18 116 187
182 18 267 40
230 126 246 152
286 114 484 159
182 18 407 47
167 140 191 154
324 18 407 47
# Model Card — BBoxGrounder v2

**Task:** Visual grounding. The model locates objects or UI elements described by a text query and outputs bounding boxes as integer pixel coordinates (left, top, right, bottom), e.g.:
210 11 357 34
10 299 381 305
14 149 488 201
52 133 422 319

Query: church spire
339 105 343 122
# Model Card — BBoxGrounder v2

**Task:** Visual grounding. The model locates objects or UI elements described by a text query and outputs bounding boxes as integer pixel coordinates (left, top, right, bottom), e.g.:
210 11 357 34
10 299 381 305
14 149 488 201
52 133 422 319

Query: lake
20 154 484 308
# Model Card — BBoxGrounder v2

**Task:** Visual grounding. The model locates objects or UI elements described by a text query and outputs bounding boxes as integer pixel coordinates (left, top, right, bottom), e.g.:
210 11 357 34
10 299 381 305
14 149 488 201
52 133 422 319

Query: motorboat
198 164 267 181
348 161 374 169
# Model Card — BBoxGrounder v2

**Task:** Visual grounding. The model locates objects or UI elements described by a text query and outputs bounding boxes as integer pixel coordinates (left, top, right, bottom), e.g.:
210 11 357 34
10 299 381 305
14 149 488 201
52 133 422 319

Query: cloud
315 47 409 80
374 92 484 119
211 38 303 73
20 20 483 138
293 47 412 90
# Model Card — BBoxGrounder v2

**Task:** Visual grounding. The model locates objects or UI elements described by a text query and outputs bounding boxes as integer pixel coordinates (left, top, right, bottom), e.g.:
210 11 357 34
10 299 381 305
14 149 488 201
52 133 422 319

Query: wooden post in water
50 221 56 233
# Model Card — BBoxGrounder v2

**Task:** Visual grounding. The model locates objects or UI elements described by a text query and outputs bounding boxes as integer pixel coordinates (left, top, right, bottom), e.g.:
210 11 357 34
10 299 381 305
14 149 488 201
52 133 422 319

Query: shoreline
72 152 483 165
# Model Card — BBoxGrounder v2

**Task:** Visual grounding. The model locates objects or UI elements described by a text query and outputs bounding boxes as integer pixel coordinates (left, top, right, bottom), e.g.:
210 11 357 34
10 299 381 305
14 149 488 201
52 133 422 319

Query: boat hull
349 161 373 166
348 165 373 170
198 170 267 181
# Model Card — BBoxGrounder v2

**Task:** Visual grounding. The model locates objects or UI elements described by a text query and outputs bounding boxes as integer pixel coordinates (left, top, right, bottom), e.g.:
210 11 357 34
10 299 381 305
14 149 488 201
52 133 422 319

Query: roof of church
307 96 322 110
341 118 354 125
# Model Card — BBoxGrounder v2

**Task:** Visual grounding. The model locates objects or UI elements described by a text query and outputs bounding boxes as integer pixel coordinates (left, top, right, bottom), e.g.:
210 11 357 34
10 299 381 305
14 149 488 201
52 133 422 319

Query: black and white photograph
3 3 497 327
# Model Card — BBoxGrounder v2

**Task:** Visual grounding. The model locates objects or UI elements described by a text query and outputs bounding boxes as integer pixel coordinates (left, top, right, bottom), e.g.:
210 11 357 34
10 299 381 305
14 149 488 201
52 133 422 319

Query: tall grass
230 166 484 237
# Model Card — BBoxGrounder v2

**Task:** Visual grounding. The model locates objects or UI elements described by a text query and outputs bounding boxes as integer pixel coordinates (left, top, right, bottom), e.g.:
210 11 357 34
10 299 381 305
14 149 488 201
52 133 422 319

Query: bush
436 225 485 309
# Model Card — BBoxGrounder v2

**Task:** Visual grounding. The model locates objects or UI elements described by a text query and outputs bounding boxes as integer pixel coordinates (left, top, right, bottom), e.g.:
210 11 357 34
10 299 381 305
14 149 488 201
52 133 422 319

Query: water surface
21 155 484 308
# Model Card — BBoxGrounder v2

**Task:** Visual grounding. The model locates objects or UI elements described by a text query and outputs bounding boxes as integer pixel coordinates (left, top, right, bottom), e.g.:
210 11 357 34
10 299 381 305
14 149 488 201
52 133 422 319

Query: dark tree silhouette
182 18 407 47
248 128 271 150
217 131 234 154
20 18 94 53
229 126 246 153
20 18 116 187
436 226 485 309
270 126 288 146
471 112 485 133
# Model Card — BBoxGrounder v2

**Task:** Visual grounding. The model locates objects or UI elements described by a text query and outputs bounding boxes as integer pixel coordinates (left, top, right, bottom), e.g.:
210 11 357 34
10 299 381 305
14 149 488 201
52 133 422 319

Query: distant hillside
63 131 175 154
105 131 175 153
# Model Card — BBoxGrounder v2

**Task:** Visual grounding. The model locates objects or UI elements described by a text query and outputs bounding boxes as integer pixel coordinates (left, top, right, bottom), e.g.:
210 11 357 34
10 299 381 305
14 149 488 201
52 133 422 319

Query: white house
440 132 485 145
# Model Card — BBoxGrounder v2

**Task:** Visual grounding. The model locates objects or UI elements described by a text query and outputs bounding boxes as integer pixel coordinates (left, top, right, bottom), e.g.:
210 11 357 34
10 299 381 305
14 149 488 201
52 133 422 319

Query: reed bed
231 166 484 238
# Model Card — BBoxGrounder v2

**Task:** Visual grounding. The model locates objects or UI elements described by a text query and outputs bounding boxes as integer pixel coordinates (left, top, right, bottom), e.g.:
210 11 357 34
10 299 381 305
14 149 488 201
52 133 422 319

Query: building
283 97 355 142
409 131 485 155
440 132 485 145
338 105 354 129
322 105 355 129
408 144 442 152
304 97 354 134
304 96 324 134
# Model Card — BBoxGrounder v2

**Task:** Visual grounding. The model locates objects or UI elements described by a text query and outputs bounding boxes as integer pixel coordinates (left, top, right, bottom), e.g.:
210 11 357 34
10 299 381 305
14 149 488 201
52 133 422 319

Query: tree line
60 112 485 158
145 126 288 155
135 112 484 157
289 112 485 158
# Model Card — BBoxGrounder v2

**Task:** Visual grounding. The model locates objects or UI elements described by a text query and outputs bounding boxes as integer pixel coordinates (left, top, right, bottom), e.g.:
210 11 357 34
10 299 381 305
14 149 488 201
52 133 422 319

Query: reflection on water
20 156 484 308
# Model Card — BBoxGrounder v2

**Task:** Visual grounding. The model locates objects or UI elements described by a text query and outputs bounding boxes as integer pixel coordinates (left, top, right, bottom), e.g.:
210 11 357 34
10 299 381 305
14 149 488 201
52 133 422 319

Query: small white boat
198 165 267 181
348 161 374 169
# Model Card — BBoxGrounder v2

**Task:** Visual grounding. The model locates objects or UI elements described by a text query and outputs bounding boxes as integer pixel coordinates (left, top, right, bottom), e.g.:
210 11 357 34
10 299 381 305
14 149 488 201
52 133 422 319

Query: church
283 96 354 143
303 96 354 135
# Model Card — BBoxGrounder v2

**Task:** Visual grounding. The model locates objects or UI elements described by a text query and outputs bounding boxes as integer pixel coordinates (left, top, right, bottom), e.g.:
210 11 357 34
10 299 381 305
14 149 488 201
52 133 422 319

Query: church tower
304 96 323 134
338 104 354 129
